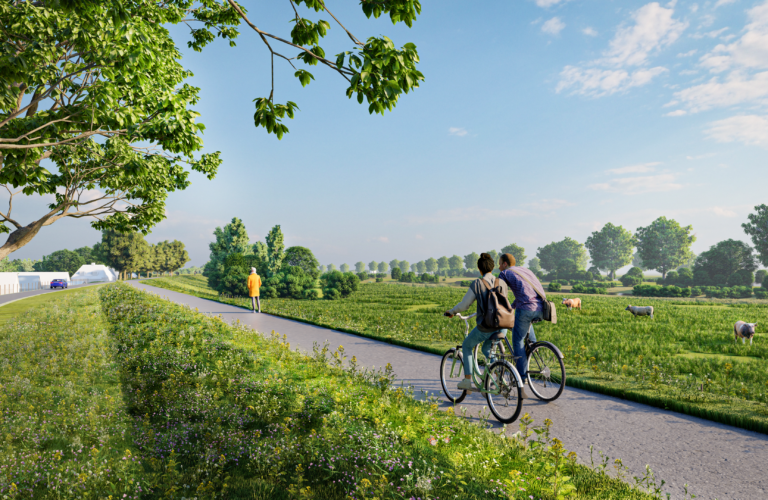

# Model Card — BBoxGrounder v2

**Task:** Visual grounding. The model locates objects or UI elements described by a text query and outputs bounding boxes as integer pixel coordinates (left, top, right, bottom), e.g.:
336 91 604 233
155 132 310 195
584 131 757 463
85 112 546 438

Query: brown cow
561 297 582 310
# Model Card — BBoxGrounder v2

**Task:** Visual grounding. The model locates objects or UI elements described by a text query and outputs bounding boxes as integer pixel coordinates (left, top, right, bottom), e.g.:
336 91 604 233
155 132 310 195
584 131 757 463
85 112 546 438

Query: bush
356 272 369 281
320 271 360 299
217 253 265 296
677 268 694 286
391 267 402 280
620 274 643 287
633 284 692 297
572 283 606 294
755 288 768 299
626 267 644 277
260 265 317 300
690 286 702 297
764 273 768 289
304 288 320 300
375 277 383 282
548 282 562 292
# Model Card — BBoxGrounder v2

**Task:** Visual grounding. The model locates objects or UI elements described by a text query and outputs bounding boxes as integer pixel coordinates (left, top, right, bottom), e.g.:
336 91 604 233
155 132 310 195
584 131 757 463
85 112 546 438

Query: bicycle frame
449 313 523 394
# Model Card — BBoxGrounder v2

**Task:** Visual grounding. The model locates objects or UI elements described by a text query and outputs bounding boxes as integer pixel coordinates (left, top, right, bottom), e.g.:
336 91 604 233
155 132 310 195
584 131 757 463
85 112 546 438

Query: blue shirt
498 267 545 312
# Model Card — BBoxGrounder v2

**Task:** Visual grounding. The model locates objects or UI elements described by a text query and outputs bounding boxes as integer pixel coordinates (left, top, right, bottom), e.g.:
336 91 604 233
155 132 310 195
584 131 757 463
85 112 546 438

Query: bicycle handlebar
454 313 476 320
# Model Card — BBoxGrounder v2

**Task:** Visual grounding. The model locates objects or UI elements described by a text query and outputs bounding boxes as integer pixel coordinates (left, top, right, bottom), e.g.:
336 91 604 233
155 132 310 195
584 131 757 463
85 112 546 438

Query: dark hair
478 253 495 275
500 253 516 267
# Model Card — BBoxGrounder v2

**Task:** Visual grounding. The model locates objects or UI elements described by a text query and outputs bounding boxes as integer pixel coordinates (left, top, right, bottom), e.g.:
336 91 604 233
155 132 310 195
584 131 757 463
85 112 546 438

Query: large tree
285 246 320 279
425 257 437 274
355 261 365 273
377 261 388 274
389 259 400 273
203 217 252 289
743 204 768 266
74 245 104 266
1 0 423 260
398 260 410 273
34 249 85 276
528 257 541 273
635 217 695 279
584 223 635 279
154 240 189 275
500 244 526 267
537 237 588 272
463 252 479 273
368 261 378 272
100 229 150 280
265 225 285 276
437 256 449 272
693 239 758 286
449 255 463 271
416 260 426 273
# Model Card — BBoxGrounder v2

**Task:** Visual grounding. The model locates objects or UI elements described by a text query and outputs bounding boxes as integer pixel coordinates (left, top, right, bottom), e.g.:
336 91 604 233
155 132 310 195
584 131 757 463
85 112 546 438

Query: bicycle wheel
484 360 523 424
526 343 566 402
440 349 467 404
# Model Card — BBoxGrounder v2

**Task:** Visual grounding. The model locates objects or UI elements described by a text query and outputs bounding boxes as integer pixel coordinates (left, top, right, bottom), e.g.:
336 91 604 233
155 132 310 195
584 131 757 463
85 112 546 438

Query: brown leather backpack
479 278 516 330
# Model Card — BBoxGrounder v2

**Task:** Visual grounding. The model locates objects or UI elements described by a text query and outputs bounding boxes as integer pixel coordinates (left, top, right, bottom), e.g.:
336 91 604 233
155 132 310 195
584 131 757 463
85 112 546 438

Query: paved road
0 282 102 308
128 281 768 500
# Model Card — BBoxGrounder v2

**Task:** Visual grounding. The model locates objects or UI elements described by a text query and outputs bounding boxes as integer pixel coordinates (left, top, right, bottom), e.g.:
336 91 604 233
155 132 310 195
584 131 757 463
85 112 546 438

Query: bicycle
440 313 566 423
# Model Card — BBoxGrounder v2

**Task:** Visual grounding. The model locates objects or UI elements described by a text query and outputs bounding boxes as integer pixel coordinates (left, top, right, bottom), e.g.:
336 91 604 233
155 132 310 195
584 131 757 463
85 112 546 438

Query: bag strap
508 268 548 302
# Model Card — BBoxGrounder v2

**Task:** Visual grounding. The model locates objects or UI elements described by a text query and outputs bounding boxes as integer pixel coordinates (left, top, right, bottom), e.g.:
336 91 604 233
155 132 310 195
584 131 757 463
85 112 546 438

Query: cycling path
128 281 768 500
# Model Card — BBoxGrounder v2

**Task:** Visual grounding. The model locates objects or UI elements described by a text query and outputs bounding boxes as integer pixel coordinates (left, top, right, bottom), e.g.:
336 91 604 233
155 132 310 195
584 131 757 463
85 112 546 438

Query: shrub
260 265 317 300
755 288 768 299
218 253 265 296
633 284 693 297
677 268 694 286
572 283 606 294
626 267 644 277
548 282 562 292
621 274 643 287
690 286 702 297
375 277 383 282
304 288 320 300
320 271 360 299
764 273 768 289
665 271 679 284
356 271 369 281
391 267 402 280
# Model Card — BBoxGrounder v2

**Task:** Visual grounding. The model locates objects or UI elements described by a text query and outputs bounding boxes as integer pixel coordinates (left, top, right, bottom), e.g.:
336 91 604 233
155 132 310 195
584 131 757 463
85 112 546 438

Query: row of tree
337 208 768 286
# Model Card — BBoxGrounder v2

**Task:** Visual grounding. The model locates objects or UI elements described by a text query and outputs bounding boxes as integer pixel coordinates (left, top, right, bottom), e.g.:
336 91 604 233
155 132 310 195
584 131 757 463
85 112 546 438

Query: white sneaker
520 386 529 399
457 378 474 391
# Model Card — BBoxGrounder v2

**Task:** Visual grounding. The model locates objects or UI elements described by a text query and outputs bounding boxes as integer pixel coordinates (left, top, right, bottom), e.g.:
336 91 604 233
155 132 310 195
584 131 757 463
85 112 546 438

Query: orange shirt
247 273 262 297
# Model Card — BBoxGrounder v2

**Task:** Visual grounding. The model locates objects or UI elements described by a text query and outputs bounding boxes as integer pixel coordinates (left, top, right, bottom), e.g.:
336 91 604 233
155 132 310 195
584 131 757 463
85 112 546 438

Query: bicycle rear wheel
484 360 523 424
526 343 565 402
440 349 467 404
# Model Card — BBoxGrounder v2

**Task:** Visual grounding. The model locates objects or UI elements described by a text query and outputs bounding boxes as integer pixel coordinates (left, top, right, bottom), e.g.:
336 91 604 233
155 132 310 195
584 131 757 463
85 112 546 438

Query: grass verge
143 276 768 436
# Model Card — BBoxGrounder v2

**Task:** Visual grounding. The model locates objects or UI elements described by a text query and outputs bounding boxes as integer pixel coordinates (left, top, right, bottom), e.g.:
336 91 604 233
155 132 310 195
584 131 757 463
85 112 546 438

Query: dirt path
128 282 768 500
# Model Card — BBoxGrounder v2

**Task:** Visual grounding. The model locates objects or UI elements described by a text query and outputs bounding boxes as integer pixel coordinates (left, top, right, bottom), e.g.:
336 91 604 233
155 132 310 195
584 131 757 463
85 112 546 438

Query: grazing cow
734 321 757 345
562 298 582 310
625 305 654 319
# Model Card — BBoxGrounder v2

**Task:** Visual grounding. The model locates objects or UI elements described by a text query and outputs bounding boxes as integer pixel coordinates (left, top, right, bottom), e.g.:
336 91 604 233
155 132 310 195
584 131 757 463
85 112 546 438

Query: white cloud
700 2 768 73
715 0 738 7
583 27 598 36
690 3 699 13
556 3 685 96
670 71 768 112
601 2 688 67
557 66 667 96
711 206 737 216
666 109 688 116
535 0 569 7
448 127 468 137
588 174 683 194
542 17 566 35
678 49 698 57
406 207 532 225
605 162 661 174
705 114 768 146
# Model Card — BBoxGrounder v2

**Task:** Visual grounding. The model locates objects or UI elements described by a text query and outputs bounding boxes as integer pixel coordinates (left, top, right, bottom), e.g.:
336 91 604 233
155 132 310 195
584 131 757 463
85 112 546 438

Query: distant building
71 264 118 283
0 271 71 294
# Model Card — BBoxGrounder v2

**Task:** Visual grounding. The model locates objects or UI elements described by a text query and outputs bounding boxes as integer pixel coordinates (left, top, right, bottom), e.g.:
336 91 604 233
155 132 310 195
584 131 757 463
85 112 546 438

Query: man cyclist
497 253 545 387
444 253 534 398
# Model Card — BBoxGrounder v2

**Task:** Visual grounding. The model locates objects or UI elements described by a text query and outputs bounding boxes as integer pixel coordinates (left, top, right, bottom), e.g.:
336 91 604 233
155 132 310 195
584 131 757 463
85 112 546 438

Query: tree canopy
584 223 635 279
743 204 768 266
693 239 757 286
500 244 526 267
537 237 588 272
1 0 423 260
285 246 321 279
34 249 85 276
635 217 695 279
463 252 479 273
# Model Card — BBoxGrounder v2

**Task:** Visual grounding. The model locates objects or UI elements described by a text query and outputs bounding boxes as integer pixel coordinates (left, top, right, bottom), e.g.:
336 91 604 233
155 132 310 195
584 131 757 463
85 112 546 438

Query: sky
5 0 768 272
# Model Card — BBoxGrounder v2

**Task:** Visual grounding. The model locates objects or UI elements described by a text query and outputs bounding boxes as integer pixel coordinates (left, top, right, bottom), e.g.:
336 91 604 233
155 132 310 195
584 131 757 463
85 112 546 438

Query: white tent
70 264 118 284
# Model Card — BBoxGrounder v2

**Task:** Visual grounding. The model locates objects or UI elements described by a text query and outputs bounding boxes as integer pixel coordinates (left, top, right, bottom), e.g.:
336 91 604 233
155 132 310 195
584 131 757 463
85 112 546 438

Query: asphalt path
127 281 768 500
0 282 102 308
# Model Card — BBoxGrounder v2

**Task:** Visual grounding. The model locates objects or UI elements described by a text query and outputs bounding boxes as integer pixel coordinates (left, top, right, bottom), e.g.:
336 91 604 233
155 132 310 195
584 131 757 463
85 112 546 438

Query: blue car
50 279 68 289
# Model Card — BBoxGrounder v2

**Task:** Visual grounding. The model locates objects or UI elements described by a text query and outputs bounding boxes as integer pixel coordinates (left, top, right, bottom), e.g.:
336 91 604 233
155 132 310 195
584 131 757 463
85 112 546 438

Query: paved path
129 282 768 500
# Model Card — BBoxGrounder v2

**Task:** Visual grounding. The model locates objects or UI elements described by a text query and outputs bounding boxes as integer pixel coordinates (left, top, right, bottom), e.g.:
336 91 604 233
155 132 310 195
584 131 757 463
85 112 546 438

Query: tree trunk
0 219 49 261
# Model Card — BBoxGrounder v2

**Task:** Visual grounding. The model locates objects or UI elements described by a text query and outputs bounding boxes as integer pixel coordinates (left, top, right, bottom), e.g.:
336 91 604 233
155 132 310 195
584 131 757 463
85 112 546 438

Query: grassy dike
143 276 768 436
96 281 666 499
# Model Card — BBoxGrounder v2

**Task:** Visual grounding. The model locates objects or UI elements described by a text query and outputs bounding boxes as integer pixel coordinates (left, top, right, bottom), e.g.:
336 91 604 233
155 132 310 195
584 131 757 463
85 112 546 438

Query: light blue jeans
513 309 543 378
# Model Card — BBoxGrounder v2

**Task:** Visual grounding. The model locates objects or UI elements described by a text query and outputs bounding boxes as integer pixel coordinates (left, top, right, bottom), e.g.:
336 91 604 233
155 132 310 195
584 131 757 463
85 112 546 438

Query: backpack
479 278 516 330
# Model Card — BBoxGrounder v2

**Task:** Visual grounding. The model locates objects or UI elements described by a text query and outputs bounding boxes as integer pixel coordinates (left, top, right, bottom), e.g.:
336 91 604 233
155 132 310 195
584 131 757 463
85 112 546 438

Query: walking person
247 267 262 313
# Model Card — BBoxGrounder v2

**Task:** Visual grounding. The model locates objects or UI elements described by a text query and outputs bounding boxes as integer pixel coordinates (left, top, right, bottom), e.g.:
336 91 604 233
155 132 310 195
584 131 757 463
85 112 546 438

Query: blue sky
6 0 768 270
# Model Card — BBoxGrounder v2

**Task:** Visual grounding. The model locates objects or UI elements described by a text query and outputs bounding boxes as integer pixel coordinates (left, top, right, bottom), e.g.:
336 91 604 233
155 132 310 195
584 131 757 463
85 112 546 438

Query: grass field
145 275 768 434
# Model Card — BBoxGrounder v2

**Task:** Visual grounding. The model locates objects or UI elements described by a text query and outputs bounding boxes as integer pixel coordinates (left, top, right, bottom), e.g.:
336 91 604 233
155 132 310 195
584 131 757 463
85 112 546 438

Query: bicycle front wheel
440 349 467 404
484 360 523 424
527 343 566 402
